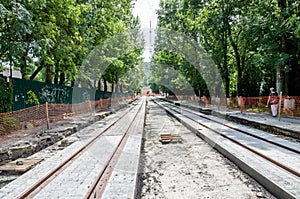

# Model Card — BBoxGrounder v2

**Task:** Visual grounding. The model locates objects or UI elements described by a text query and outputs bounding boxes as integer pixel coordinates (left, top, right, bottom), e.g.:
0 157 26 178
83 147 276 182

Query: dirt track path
137 100 275 199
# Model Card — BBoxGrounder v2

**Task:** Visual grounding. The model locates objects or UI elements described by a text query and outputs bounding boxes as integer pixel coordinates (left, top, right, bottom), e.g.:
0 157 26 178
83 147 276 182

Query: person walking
266 87 279 117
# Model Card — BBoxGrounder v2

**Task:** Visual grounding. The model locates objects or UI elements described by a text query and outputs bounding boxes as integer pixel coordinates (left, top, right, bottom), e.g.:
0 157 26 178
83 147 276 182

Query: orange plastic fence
0 96 133 134
166 95 300 118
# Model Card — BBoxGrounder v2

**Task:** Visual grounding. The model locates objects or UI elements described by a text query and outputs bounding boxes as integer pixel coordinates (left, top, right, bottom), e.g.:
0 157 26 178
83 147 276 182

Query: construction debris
0 158 43 173
159 134 183 143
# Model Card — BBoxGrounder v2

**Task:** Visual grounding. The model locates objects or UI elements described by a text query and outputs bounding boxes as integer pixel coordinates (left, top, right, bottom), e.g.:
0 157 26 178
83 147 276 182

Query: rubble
0 111 113 164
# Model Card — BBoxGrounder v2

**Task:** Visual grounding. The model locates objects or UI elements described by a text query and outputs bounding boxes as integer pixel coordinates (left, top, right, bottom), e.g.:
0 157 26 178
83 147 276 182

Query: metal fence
12 78 114 111
0 78 135 135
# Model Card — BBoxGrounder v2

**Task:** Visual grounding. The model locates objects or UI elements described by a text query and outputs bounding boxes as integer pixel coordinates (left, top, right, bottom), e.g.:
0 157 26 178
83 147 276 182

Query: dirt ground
137 100 276 199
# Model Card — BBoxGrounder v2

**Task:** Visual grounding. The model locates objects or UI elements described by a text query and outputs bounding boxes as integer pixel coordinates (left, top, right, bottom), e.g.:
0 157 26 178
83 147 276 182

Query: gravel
136 99 276 199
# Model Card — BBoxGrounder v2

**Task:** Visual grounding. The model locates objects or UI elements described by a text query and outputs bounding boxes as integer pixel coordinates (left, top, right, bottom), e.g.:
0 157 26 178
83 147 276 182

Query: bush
26 90 40 106
0 114 18 136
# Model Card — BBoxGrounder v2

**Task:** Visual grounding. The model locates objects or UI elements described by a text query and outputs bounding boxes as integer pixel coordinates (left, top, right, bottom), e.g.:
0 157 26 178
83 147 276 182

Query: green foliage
149 83 160 94
153 0 300 97
3 0 298 96
0 114 18 136
26 90 40 106
0 1 33 77
150 49 204 96
0 0 143 91
0 78 12 113
119 61 145 93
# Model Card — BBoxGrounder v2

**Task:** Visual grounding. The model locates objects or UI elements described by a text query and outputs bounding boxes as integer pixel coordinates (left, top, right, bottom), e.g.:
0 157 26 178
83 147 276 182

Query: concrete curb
162 105 299 199
162 98 300 139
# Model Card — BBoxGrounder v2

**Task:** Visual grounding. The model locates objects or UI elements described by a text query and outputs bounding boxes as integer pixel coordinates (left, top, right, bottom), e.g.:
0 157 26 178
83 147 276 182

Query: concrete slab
161 101 300 199
0 99 145 199
34 135 122 199
0 158 43 173
161 98 300 139
102 98 146 199
101 135 143 199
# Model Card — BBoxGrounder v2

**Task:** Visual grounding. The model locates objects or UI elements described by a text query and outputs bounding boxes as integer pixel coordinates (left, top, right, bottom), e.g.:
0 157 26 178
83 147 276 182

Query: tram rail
153 97 300 199
15 98 146 199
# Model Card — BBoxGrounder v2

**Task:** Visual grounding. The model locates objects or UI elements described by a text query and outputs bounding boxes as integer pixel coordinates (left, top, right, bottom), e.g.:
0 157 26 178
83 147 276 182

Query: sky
132 0 161 62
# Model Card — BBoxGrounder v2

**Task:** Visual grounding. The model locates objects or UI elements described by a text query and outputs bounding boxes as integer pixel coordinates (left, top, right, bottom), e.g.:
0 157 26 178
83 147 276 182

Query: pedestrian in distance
266 87 279 117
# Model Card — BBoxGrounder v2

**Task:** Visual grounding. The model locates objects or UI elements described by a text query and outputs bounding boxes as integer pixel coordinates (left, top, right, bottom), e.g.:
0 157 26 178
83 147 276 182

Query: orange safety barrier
0 95 135 135
166 95 300 118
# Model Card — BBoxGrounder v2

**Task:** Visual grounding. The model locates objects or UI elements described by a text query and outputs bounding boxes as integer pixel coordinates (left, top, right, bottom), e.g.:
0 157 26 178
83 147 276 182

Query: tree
28 0 85 84
154 0 300 97
0 78 12 112
0 1 33 79
0 0 143 89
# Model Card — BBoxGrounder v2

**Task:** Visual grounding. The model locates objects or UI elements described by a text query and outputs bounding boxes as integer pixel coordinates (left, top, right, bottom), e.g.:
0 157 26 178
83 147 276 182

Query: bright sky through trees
132 0 160 62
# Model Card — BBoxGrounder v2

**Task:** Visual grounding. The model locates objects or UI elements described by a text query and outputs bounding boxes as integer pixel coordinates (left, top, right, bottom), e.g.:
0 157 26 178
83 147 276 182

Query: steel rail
154 98 300 178
84 99 145 199
16 100 140 199
161 99 300 155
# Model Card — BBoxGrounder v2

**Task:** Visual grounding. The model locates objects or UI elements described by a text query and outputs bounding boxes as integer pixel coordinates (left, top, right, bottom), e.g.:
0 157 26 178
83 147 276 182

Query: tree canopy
1 0 299 98
151 0 300 97
0 0 144 93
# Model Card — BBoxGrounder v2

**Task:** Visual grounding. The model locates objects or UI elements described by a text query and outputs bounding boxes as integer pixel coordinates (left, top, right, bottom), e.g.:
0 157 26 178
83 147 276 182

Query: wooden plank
159 134 183 143
0 158 44 173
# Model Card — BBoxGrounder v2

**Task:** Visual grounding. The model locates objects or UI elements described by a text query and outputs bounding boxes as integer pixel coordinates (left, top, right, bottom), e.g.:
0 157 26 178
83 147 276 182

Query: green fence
12 78 113 111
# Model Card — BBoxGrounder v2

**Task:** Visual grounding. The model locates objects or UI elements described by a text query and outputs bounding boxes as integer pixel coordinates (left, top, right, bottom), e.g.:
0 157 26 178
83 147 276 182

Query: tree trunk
20 48 29 79
223 40 230 98
283 72 287 95
98 80 102 90
45 65 52 83
20 35 31 79
54 66 59 84
222 10 230 98
228 27 242 96
103 78 108 92
30 46 55 81
54 74 58 84
120 84 123 92
30 60 44 80
277 0 299 95
59 73 65 85
278 0 286 8
278 0 287 95
115 75 119 92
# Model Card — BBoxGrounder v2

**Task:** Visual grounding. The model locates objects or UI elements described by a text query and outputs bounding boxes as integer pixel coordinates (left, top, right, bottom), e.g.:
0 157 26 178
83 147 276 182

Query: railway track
153 97 300 199
2 98 146 199
1 96 299 198
85 98 145 199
